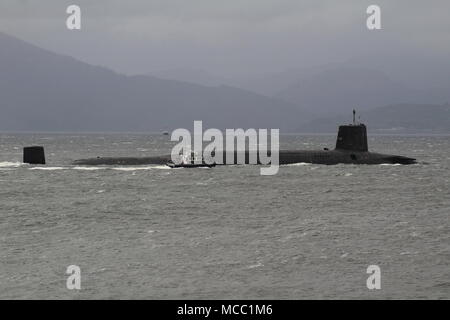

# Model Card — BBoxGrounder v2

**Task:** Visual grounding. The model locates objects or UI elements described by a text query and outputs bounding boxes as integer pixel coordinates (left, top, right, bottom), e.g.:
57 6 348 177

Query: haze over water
0 133 449 299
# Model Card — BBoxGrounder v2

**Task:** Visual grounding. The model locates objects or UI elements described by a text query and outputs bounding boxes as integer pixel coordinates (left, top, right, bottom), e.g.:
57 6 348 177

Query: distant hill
147 68 231 87
228 64 342 97
0 32 309 132
228 61 450 118
275 67 422 116
300 104 450 133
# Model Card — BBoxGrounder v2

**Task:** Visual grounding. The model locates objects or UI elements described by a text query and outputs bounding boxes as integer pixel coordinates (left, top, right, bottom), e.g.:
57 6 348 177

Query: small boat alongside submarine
23 111 417 166
166 161 216 168
166 152 216 168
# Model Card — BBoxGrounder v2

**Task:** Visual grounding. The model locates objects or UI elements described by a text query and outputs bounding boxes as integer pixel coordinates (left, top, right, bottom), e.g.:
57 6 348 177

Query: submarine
69 111 416 166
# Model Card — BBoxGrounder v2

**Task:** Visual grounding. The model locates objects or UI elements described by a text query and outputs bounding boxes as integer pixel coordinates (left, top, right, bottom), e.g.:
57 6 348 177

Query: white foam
73 165 172 171
151 165 172 170
72 166 105 171
286 162 311 166
29 167 66 170
112 166 158 171
247 262 264 269
380 163 402 166
0 161 23 168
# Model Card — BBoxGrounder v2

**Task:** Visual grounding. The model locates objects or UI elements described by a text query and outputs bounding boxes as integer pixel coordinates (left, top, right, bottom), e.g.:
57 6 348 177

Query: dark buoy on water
23 146 45 164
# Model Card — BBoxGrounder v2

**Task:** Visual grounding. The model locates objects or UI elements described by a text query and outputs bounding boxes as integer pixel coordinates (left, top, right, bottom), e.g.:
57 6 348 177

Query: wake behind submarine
66 111 416 166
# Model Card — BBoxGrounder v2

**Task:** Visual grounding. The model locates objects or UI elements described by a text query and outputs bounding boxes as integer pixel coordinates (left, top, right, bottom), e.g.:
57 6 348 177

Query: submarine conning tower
335 110 368 152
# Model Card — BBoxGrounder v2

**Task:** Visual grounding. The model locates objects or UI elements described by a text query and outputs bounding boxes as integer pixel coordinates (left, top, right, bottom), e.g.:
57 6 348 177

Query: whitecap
72 166 105 171
247 262 264 269
112 166 156 171
29 167 66 170
151 165 172 170
286 162 311 166
0 161 23 168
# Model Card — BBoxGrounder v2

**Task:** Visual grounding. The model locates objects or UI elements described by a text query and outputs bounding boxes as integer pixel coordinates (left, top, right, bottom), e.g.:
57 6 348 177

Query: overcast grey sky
0 0 449 77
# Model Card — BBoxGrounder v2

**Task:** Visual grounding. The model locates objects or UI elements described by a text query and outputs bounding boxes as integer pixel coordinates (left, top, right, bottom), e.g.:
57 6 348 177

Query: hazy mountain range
1 31 449 133
0 32 309 132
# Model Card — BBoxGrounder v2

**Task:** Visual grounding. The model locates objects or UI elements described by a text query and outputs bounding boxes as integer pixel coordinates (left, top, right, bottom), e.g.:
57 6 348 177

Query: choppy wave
285 162 311 166
112 165 171 171
0 163 173 172
29 167 66 170
72 166 105 171
246 262 264 269
0 161 23 168
150 165 172 170
0 134 448 299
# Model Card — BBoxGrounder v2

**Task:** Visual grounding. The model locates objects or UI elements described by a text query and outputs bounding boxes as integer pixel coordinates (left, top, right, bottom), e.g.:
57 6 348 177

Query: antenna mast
353 109 356 125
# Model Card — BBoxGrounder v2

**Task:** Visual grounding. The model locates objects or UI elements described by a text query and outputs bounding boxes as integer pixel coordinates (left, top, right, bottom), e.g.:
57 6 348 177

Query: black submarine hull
71 119 416 166
72 150 416 166
276 150 416 165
